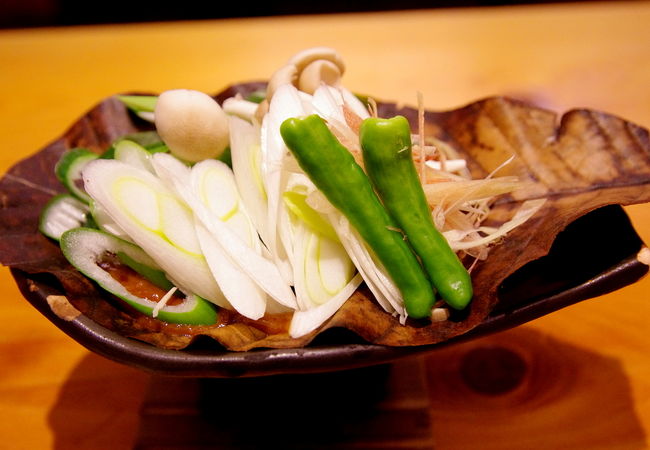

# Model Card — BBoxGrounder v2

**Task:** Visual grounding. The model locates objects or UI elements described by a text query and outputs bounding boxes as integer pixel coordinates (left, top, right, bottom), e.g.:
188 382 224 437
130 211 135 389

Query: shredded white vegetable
443 198 546 251
152 286 178 317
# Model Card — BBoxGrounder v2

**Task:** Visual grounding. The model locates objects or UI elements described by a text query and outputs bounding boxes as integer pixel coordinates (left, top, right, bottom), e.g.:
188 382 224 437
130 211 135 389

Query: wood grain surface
1 1 649 448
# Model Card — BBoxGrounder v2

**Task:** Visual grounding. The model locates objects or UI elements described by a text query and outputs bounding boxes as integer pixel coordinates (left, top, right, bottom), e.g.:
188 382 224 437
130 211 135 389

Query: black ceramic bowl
4 85 649 377
11 204 647 377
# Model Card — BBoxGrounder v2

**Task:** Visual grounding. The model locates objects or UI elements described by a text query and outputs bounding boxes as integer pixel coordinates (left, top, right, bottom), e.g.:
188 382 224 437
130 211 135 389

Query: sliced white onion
229 117 271 246
262 83 313 285
327 213 406 321
194 219 264 319
151 153 298 310
82 159 227 306
289 273 363 338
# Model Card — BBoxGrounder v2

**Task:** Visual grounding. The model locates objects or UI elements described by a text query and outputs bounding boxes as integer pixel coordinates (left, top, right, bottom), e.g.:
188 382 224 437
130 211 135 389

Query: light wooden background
1 1 649 448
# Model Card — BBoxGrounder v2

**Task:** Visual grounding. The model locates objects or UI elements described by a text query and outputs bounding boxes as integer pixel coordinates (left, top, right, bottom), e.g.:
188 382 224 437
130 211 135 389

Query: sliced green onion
54 148 99 203
89 200 132 242
82 159 228 308
60 227 217 325
117 95 158 113
152 153 297 310
114 139 155 173
39 194 90 241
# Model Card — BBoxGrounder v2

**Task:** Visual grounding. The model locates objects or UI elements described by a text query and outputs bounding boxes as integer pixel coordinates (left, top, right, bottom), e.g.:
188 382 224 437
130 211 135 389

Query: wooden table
1 1 649 448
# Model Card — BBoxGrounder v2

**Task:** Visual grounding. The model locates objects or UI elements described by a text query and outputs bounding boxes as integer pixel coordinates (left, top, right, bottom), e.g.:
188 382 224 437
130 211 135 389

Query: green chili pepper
360 115 473 310
280 114 435 319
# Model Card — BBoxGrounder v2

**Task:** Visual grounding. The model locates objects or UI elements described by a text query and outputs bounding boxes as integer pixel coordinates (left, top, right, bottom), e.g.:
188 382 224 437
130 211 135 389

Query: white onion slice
151 153 298 310
194 219 265 319
82 159 227 306
229 117 271 246
289 273 363 338
262 83 313 284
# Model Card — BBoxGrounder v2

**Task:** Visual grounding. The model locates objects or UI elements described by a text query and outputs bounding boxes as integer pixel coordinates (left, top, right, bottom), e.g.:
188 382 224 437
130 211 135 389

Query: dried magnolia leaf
1 83 649 352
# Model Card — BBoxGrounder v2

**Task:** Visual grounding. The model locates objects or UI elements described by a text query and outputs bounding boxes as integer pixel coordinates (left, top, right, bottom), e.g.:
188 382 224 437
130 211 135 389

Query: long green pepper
280 114 436 319
360 115 473 310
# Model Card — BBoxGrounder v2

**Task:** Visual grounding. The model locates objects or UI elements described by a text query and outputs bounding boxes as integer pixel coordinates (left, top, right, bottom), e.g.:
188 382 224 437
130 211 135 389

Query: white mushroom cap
154 89 230 163
298 59 342 95
288 46 345 74
255 47 347 119
266 64 298 101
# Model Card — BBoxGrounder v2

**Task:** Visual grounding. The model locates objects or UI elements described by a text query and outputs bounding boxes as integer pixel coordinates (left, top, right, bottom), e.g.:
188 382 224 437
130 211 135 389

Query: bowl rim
11 207 648 378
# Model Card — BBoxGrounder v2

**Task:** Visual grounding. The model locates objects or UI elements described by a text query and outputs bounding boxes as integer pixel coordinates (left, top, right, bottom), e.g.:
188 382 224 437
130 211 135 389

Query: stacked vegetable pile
4 47 648 351
38 47 543 344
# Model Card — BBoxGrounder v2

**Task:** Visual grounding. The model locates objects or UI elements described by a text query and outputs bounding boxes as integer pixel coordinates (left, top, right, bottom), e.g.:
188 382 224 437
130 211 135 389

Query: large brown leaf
1 83 649 351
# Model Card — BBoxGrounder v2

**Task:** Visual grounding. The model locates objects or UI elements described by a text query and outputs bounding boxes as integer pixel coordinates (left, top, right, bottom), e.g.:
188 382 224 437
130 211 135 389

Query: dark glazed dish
1 82 649 377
